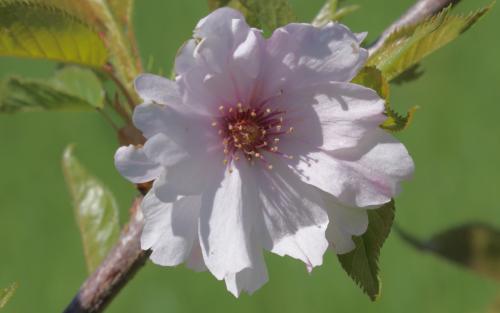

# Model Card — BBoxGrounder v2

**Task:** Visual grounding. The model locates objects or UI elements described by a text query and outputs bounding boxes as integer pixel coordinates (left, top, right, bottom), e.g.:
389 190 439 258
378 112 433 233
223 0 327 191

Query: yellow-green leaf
0 282 18 309
368 3 494 81
352 67 416 132
352 67 390 100
62 145 120 273
338 201 395 301
0 1 107 67
397 223 500 282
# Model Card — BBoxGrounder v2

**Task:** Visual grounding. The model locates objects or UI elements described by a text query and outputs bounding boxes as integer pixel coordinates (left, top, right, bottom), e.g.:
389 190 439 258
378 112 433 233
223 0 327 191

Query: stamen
211 121 217 127
267 164 273 170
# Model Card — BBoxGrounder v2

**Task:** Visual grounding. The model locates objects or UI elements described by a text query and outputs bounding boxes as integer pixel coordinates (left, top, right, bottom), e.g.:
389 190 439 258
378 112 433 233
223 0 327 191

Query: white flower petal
133 102 210 151
199 162 257 280
264 22 367 91
143 133 190 167
258 162 329 271
322 192 369 254
152 153 223 202
275 82 386 151
114 145 161 184
141 191 201 266
176 8 264 114
134 74 181 106
289 129 414 208
224 247 268 297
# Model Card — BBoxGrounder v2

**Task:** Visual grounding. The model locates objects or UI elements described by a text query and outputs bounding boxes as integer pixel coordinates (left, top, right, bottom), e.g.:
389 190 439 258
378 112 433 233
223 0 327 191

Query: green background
1 0 499 312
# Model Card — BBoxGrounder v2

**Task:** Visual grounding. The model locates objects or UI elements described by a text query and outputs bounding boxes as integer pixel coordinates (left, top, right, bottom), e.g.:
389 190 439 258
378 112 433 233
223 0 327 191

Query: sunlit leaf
62 145 120 273
397 223 500 282
381 106 418 132
368 3 494 81
352 67 416 132
38 0 139 84
338 200 395 301
0 282 18 309
51 66 105 109
0 1 107 67
352 67 389 100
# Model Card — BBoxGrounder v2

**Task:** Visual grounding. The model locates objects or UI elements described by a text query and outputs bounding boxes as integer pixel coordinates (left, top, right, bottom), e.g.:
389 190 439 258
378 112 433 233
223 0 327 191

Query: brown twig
62 197 150 313
368 0 460 55
62 1 460 312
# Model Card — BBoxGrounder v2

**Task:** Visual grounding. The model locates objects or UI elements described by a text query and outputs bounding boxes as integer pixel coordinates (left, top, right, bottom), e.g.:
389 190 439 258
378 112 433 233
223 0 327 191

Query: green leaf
352 66 389 100
51 67 105 109
0 66 104 113
313 0 359 27
368 3 494 81
396 223 500 282
352 67 416 132
0 1 108 68
237 0 295 33
62 145 120 273
107 0 134 30
381 106 418 132
0 282 18 309
338 200 395 301
0 78 95 113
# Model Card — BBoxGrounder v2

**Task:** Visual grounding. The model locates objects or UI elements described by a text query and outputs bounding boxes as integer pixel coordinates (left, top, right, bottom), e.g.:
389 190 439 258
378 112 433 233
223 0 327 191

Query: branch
62 197 150 313
368 0 460 55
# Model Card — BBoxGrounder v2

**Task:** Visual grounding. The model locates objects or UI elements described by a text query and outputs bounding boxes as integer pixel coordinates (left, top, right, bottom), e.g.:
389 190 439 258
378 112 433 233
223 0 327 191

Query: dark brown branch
62 197 150 313
368 0 460 55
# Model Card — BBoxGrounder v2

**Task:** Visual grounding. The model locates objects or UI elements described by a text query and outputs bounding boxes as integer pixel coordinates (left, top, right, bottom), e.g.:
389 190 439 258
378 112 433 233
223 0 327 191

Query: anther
251 111 257 117
267 164 273 170
219 105 224 111
287 127 294 133
211 121 217 127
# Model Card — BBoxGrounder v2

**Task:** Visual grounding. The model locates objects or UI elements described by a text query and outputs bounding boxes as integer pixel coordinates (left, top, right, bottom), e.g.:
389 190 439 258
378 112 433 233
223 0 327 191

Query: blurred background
0 0 499 312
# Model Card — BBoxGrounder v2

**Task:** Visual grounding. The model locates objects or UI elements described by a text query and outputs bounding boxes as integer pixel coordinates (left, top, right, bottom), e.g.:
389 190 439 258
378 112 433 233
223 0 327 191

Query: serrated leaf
352 67 417 132
51 66 105 109
0 1 107 67
36 0 139 84
237 0 295 33
0 78 95 113
0 282 18 309
368 3 494 81
62 145 120 273
352 67 389 100
381 106 418 132
397 223 500 282
338 200 395 301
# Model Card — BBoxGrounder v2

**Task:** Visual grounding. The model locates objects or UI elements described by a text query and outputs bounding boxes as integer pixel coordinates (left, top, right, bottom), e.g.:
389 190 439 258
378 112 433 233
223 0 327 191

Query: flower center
230 120 263 149
213 102 295 171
